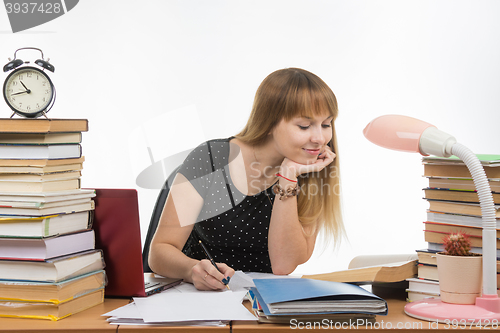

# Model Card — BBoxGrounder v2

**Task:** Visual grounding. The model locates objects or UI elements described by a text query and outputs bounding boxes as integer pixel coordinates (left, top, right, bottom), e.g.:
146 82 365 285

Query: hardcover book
0 211 93 238
0 118 88 133
0 230 95 260
0 144 82 160
0 249 104 282
0 288 103 321
0 270 106 303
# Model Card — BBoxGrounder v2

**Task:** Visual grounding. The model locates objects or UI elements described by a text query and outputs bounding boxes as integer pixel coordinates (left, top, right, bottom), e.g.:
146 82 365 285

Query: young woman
149 68 344 291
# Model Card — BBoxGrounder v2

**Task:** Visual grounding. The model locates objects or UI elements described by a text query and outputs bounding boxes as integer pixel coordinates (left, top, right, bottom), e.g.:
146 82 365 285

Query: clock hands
20 81 30 92
11 81 31 96
11 90 30 96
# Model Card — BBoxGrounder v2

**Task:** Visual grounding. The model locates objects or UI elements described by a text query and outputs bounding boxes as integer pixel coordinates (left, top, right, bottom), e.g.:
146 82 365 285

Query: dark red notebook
92 188 180 297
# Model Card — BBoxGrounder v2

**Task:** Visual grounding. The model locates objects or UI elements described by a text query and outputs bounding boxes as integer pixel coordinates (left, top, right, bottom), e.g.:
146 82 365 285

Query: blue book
252 278 388 316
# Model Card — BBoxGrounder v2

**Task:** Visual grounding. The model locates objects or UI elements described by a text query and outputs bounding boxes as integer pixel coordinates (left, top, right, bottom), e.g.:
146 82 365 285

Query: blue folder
252 278 388 316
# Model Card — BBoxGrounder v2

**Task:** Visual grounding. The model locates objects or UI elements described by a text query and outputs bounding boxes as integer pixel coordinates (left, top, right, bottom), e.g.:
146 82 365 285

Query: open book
302 254 418 284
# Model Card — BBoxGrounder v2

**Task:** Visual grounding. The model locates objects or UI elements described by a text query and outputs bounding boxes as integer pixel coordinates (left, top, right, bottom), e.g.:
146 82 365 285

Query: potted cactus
436 232 482 305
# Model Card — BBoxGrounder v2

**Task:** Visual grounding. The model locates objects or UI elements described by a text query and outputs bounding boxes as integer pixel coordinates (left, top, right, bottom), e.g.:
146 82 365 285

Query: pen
198 240 230 290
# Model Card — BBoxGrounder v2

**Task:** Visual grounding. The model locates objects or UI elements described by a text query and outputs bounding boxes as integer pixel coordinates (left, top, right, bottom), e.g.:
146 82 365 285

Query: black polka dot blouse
179 138 275 273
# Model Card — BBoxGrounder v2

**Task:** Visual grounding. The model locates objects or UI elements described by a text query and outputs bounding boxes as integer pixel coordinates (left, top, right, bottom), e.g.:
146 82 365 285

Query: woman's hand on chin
280 146 336 179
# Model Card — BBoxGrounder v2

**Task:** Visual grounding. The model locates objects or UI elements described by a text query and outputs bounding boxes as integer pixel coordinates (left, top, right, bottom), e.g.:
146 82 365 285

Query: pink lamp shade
363 114 435 154
363 114 457 157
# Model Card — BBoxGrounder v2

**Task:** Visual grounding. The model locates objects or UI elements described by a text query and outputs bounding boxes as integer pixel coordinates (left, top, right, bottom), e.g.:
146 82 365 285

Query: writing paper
133 290 256 322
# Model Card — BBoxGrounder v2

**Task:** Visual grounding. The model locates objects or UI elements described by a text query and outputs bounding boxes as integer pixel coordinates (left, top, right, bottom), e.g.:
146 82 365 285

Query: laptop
92 188 182 297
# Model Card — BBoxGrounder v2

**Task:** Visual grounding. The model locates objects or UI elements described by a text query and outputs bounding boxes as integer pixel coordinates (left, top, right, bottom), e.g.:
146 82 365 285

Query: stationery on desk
102 277 256 325
103 270 391 326
249 278 387 324
252 278 387 315
102 272 285 325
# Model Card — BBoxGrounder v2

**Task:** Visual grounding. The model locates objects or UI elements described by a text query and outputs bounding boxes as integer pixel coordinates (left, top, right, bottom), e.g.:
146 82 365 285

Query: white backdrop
1 0 499 275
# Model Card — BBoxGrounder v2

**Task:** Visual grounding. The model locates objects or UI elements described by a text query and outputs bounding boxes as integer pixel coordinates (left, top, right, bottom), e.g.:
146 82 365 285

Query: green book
423 154 500 166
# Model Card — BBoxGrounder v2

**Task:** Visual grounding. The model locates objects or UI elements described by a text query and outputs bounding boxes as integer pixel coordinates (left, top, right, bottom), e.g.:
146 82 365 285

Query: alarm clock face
3 66 54 118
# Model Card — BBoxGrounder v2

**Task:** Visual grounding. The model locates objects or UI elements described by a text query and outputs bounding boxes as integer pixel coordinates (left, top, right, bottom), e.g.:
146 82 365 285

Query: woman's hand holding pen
191 260 235 291
279 146 336 180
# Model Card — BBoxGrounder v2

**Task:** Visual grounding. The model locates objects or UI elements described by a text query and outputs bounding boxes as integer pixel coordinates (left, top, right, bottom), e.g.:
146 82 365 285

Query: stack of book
248 278 387 324
0 118 105 320
407 154 500 302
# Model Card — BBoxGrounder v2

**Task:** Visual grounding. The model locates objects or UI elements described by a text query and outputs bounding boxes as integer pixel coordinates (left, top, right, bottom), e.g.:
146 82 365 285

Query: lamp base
405 296 500 324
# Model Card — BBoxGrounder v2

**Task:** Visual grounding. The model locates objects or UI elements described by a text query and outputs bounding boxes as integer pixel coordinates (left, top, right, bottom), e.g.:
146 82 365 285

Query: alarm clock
3 47 56 118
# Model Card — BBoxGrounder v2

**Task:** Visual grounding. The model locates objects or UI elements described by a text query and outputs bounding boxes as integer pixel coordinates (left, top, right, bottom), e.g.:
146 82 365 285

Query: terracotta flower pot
436 253 482 305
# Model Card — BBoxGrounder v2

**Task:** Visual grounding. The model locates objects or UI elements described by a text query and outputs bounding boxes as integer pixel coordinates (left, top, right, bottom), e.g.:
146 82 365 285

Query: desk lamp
363 114 500 323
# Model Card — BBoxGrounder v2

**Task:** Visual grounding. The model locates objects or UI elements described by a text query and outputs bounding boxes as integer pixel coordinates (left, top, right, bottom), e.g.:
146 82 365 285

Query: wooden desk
0 294 488 332
233 299 443 332
0 298 230 333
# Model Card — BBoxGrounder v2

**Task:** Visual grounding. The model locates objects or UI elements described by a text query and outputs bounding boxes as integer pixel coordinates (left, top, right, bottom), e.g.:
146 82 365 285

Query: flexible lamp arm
364 115 498 298
451 143 497 296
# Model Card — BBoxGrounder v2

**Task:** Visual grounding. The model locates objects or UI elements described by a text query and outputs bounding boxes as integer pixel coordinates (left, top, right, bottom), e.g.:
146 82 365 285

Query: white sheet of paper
103 301 228 326
102 282 235 319
102 301 140 319
133 290 256 322
226 271 255 291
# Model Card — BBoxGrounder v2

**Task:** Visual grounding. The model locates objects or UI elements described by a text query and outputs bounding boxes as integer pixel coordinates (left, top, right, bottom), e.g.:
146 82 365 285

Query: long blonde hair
235 68 344 247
